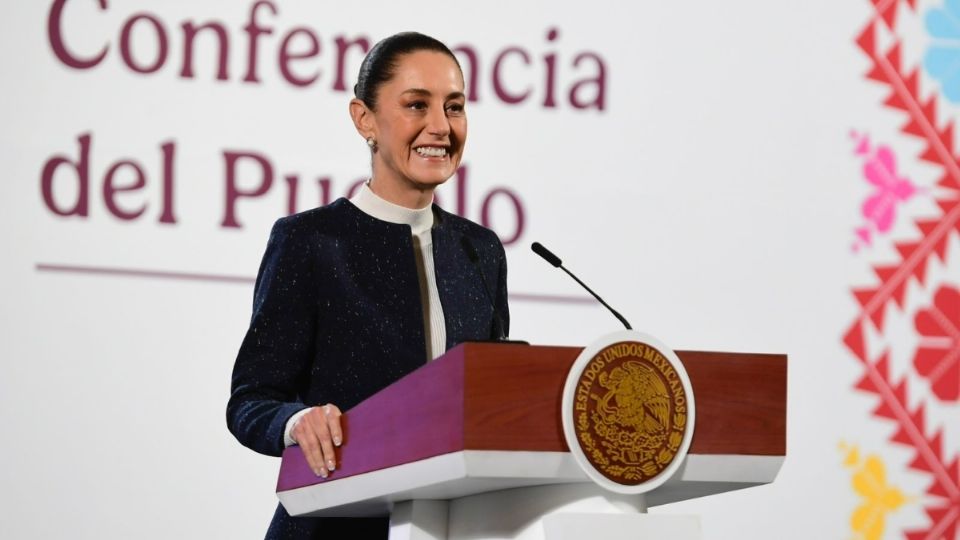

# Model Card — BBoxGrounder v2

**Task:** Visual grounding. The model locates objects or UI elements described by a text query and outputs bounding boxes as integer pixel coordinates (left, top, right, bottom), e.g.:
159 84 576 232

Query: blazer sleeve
493 235 510 338
227 217 317 456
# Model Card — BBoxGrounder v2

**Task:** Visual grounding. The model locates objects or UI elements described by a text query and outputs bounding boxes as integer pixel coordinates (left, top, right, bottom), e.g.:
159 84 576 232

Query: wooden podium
277 343 786 539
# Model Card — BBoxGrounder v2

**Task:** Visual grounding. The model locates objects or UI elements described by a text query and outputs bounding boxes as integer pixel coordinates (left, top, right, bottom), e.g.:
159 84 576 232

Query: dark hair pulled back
354 32 462 111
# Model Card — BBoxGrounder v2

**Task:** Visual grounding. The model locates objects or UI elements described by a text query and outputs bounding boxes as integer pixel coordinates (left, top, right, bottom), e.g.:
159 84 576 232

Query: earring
366 137 376 149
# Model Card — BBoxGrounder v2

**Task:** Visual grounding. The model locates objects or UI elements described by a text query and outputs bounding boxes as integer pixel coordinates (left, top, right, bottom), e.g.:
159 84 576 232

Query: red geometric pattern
847 1 960 538
914 286 960 402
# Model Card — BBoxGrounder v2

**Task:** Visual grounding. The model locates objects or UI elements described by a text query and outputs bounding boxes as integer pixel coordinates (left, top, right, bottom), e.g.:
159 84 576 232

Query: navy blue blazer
227 198 509 539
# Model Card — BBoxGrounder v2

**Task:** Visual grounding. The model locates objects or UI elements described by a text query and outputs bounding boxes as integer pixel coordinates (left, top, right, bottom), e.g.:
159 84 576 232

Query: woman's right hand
292 403 343 478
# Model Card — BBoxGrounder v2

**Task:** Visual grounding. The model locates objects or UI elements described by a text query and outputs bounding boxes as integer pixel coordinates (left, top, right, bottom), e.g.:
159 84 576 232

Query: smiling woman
226 32 511 540
350 46 467 208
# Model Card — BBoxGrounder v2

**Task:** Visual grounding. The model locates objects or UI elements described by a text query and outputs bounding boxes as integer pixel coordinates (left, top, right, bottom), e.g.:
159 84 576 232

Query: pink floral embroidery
852 132 919 252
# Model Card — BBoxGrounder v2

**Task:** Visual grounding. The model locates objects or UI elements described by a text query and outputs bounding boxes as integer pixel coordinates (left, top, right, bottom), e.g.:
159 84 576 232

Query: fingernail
314 468 327 478
327 460 336 471
333 436 342 446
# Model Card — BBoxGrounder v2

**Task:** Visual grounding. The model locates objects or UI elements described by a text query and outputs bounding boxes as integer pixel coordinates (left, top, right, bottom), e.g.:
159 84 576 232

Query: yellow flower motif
839 442 911 540
842 444 859 467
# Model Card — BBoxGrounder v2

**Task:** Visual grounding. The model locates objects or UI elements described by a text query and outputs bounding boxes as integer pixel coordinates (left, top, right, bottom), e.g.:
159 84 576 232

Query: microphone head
460 235 480 263
531 242 562 267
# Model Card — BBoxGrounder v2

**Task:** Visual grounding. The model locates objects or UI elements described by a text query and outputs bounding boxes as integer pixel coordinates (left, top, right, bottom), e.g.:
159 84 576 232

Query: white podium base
542 513 701 540
388 484 700 540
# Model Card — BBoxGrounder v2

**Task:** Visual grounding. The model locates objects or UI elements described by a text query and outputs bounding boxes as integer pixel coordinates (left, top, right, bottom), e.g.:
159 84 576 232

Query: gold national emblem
571 341 689 485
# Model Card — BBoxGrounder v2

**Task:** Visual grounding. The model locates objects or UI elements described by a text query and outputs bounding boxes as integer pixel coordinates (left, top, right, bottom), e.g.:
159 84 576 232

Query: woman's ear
349 98 375 140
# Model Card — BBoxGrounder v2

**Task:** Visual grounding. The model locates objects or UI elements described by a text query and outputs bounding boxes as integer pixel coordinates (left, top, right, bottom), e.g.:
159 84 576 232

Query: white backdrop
2 1 958 538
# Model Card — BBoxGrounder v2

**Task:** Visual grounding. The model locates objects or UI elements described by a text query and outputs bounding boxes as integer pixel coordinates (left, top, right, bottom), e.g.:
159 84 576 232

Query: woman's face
367 50 467 193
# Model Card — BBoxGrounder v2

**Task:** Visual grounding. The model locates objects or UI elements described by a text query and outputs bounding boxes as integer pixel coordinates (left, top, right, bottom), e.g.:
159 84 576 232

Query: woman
227 32 510 539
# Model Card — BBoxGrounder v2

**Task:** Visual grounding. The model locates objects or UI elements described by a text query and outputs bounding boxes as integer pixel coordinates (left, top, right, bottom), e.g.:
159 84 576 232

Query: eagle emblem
573 341 688 485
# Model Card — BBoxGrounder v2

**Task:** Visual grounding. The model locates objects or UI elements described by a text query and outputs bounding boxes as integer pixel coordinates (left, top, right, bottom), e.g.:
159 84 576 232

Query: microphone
461 235 508 340
530 242 562 267
530 241 633 330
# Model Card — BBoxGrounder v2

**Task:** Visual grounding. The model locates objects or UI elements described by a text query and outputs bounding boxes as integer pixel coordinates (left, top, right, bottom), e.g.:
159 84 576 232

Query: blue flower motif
925 0 960 102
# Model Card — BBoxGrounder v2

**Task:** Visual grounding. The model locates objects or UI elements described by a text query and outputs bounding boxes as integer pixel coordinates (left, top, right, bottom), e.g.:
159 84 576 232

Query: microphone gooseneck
530 241 633 331
461 235 507 340
461 235 481 264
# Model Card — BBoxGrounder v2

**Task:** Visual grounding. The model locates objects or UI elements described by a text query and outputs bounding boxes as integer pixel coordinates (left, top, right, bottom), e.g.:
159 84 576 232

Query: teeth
416 146 447 157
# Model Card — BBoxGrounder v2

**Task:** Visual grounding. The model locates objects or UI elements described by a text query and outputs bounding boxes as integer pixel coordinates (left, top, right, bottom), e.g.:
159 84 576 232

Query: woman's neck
367 175 435 210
